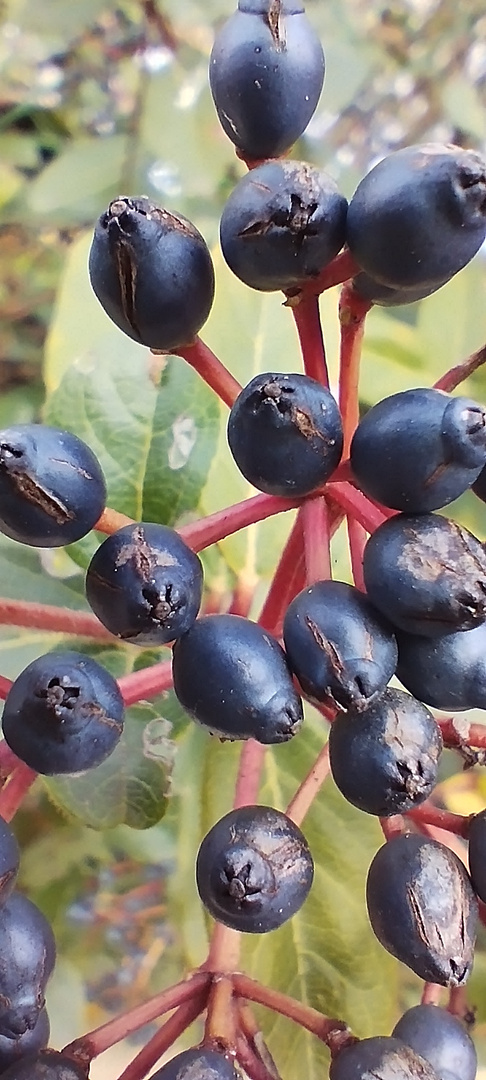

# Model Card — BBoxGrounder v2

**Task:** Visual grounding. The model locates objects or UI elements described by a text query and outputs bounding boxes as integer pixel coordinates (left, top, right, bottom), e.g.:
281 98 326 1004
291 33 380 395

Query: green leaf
26 136 127 222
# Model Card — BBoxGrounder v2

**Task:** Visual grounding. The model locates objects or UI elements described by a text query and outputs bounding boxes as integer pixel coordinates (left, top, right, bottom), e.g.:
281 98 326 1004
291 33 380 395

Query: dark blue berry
85 522 203 646
350 388 486 512
220 160 347 292
392 1004 477 1080
465 809 486 904
366 833 478 986
363 513 486 637
0 424 106 548
352 272 450 307
0 816 19 910
209 1 325 160
329 1036 440 1080
396 622 486 710
283 579 397 710
228 372 343 496
2 651 125 775
151 1047 240 1080
196 805 313 933
0 1050 87 1080
89 196 214 351
0 1008 50 1074
472 462 486 503
328 688 442 817
346 144 486 290
172 614 303 743
0 893 56 1039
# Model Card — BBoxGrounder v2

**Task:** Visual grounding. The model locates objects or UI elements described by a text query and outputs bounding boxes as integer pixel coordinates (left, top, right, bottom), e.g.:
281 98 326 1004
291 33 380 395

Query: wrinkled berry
329 1036 440 1080
392 1004 477 1080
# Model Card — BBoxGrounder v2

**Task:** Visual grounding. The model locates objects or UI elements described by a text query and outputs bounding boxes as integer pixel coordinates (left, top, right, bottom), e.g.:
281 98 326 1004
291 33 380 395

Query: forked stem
117 990 209 1080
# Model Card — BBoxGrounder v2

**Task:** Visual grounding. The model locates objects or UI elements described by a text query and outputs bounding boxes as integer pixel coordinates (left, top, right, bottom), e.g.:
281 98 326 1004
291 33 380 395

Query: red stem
233 740 266 812
439 716 486 751
421 983 443 1006
301 497 331 585
0 677 12 700
258 514 304 633
434 342 486 393
0 764 37 821
117 659 173 706
0 599 115 642
380 815 407 841
117 990 209 1080
338 283 371 457
290 249 361 300
178 492 302 553
291 294 329 386
176 337 243 408
328 482 387 533
405 802 470 838
346 516 367 591
233 974 348 1045
236 1033 277 1080
0 742 22 779
286 742 331 827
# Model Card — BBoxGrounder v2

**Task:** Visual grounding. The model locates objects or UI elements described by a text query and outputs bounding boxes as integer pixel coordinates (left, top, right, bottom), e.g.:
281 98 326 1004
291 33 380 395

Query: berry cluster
1 1 486 1079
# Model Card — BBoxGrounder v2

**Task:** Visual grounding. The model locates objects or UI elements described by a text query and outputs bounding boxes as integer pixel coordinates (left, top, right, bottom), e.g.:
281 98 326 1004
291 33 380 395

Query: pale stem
346 515 367 591
285 742 331 827
233 974 348 1044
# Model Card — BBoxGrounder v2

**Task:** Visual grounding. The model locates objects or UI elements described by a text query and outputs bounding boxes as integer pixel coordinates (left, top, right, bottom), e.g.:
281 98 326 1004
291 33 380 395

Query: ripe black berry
363 513 486 637
2 651 125 775
346 143 486 289
467 809 486 903
196 804 314 933
0 1050 87 1080
283 579 397 710
89 196 215 351
227 372 343 497
0 892 56 1039
0 815 20 909
329 1036 440 1080
209 0 325 160
151 1047 240 1080
366 833 478 986
350 388 486 512
0 1008 50 1074
172 613 303 743
392 1004 477 1080
328 688 442 817
220 160 347 292
0 424 106 548
353 271 449 307
85 522 203 645
396 621 486 710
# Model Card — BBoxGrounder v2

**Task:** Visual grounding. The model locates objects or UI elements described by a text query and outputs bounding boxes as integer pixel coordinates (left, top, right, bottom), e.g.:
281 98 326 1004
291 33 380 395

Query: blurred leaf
5 0 113 44
26 136 127 222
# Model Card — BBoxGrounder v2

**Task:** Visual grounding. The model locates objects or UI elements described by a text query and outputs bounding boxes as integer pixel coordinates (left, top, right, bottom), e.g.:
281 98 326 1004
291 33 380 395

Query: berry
219 160 347 293
172 613 303 743
352 271 449 307
2 651 125 775
85 522 203 646
0 1008 50 1074
209 1 325 160
396 622 486 710
366 833 478 986
0 1050 87 1080
346 143 486 289
392 1004 477 1080
350 388 486 512
0 893 56 1039
363 513 486 637
195 804 313 933
0 424 106 548
472 462 486 503
329 1036 440 1080
151 1047 240 1080
283 579 397 710
227 372 343 497
0 816 20 909
467 809 486 903
89 196 215 351
328 687 442 817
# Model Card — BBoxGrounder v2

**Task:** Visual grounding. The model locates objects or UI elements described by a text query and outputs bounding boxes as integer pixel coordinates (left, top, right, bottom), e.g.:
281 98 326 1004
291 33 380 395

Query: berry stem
0 676 13 700
338 283 372 457
176 337 243 408
204 974 236 1048
346 515 367 591
258 513 304 633
0 742 21 780
117 659 173 706
0 598 115 642
439 716 486 751
286 742 331 827
233 740 266 812
236 1032 278 1080
405 801 470 837
178 492 303 553
233 974 348 1044
95 507 135 535
421 983 443 1006
434 341 486 393
0 763 37 821
328 481 388 533
301 497 332 585
380 815 407 840
291 294 329 386
66 972 211 1058
116 989 209 1080
291 249 361 300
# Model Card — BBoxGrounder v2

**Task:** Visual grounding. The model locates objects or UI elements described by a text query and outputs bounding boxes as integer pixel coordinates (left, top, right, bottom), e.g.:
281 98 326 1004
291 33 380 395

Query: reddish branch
291 294 329 386
0 599 115 642
338 283 372 457
0 764 37 821
179 492 302 553
434 342 486 393
286 742 331 827
117 990 208 1080
117 659 173 706
233 974 349 1047
301 497 331 585
176 337 243 408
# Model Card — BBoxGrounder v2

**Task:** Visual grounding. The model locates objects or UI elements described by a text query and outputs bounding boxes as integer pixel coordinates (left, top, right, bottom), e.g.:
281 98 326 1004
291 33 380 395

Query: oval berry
330 1036 440 1080
0 892 56 1039
0 1008 50 1075
396 621 486 711
392 1004 477 1080
151 1047 240 1080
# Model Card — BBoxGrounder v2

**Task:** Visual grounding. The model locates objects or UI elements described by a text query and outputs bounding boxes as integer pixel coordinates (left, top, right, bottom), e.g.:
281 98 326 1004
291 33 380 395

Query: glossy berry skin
0 893 56 1039
151 1047 240 1080
329 1036 440 1080
396 621 486 711
172 614 302 743
220 160 347 292
328 688 442 817
196 805 313 933
346 143 486 289
350 388 486 512
0 816 20 909
366 833 478 986
353 271 449 307
392 1004 477 1080
0 1050 87 1080
89 196 215 351
0 1008 50 1074
363 513 486 637
85 522 203 646
466 809 486 903
209 1 325 160
0 424 106 548
2 651 125 775
228 373 343 497
283 580 397 710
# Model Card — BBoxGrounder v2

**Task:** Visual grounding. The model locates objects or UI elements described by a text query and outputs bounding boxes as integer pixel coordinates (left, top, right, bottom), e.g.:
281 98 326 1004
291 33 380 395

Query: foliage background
1 0 486 1075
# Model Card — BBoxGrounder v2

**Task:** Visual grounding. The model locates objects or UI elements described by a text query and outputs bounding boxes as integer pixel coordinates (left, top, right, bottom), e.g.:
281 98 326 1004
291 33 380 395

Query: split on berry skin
329 1035 440 1080
150 1047 240 1080
0 1049 88 1079
196 804 314 933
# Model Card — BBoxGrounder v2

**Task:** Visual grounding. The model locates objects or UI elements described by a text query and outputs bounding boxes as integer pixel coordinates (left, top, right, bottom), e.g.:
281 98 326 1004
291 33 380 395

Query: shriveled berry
363 513 486 637
151 1047 240 1080
0 893 56 1039
346 144 486 289
0 1049 87 1080
220 160 347 292
283 580 397 710
0 424 106 548
467 809 486 903
366 833 478 986
396 622 486 710
0 1008 50 1074
392 1004 477 1080
89 196 214 351
196 805 313 932
228 372 343 496
350 388 486 512
85 522 203 645
2 651 125 775
328 688 442 817
209 1 325 160
329 1036 440 1080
